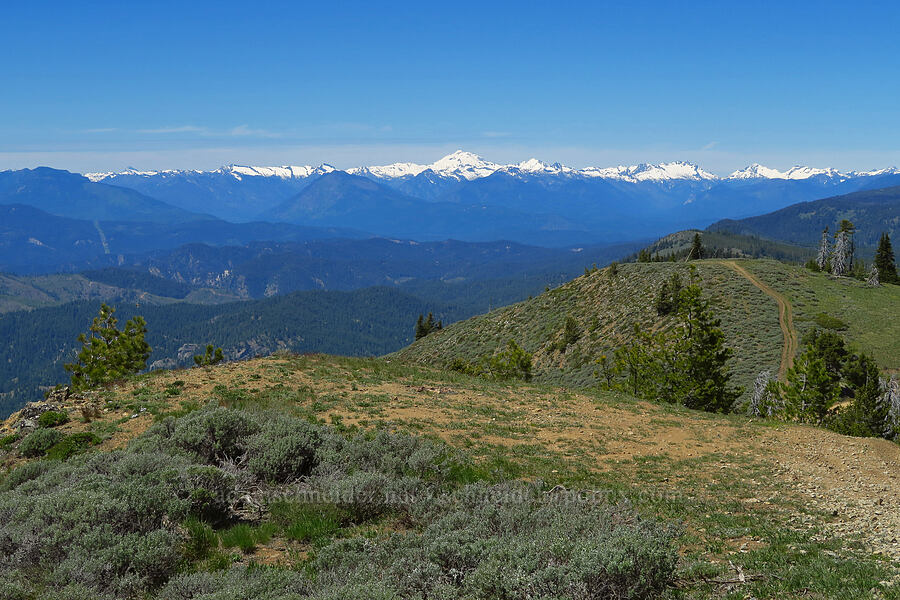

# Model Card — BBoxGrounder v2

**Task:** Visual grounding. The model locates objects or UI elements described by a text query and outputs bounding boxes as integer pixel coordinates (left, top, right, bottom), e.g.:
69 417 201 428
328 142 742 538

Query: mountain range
88 150 900 186
80 151 900 244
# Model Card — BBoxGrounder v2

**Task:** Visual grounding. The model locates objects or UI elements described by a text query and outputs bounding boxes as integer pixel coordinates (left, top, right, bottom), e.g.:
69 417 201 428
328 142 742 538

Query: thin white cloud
702 141 718 150
137 125 206 134
229 125 282 138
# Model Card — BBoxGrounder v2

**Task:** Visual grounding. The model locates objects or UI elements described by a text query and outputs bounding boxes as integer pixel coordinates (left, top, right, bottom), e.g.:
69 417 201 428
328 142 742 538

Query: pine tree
414 314 426 340
654 272 683 316
415 312 441 340
780 353 838 424
561 315 580 348
688 233 703 260
677 284 742 412
194 344 225 367
874 232 898 284
614 271 741 412
832 353 887 437
64 303 151 391
816 227 830 271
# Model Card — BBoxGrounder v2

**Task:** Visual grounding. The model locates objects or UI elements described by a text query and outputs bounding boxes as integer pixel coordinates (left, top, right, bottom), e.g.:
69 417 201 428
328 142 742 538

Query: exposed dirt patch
770 425 900 560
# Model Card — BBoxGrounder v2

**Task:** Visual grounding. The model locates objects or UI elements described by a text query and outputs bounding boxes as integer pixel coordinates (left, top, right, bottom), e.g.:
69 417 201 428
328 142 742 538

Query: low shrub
313 482 679 599
170 406 260 463
38 410 70 428
0 459 53 491
157 567 311 600
46 432 102 460
316 429 449 481
326 470 410 523
0 433 19 450
183 465 235 522
449 340 533 382
0 450 221 597
1 401 681 600
19 427 63 457
246 418 321 482
813 312 849 331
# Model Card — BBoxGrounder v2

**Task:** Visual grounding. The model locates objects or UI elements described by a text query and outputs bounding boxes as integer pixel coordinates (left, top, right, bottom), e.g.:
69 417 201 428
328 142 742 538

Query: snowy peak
347 162 427 179
581 161 716 182
727 164 856 181
727 164 788 180
84 153 900 186
849 166 900 177
511 158 574 175
782 165 845 180
87 164 336 182
428 150 501 180
629 161 717 182
223 164 335 181
352 150 502 181
85 167 184 182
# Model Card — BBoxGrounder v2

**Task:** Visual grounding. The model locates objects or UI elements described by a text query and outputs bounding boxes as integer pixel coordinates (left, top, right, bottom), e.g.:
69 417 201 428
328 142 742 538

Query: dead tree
867 264 880 287
816 228 830 271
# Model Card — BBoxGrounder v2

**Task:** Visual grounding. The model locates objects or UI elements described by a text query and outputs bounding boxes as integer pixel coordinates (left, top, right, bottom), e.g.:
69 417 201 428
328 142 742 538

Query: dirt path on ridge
722 261 798 380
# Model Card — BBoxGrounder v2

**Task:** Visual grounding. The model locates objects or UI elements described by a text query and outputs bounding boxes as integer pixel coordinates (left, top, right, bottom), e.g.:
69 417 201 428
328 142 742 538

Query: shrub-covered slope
2 354 898 599
395 260 900 398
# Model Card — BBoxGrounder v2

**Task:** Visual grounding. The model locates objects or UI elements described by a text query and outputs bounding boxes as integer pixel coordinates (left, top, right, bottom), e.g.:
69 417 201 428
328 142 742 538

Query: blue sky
2 0 899 173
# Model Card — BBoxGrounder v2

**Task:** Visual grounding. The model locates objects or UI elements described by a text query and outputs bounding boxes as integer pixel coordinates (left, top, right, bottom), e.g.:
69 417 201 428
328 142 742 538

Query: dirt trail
722 260 798 379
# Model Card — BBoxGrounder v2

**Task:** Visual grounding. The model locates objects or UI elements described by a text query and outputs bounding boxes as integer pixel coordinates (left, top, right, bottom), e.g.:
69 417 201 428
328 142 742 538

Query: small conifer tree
194 344 225 367
64 304 151 390
874 232 898 283
688 233 703 260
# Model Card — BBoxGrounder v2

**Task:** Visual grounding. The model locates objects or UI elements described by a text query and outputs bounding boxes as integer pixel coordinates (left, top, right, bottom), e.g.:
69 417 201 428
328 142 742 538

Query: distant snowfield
86 150 900 184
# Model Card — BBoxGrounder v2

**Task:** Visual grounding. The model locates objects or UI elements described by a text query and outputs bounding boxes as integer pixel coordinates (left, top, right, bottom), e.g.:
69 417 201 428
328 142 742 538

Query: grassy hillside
2 354 898 598
631 229 815 263
737 261 900 372
395 259 900 399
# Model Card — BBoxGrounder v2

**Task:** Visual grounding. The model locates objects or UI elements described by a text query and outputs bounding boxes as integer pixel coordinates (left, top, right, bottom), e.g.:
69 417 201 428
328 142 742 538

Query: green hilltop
395 259 900 402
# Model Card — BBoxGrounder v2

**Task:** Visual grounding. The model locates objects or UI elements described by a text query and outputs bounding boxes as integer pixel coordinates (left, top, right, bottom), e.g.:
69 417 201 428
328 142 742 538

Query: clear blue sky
2 0 899 173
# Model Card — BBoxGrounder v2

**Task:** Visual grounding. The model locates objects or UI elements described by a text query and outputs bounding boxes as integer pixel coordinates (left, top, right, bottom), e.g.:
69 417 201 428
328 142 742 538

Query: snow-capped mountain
347 150 501 181
87 163 336 183
352 153 717 183
727 164 900 181
88 151 898 186
79 151 900 239
580 161 718 182
726 164 791 180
